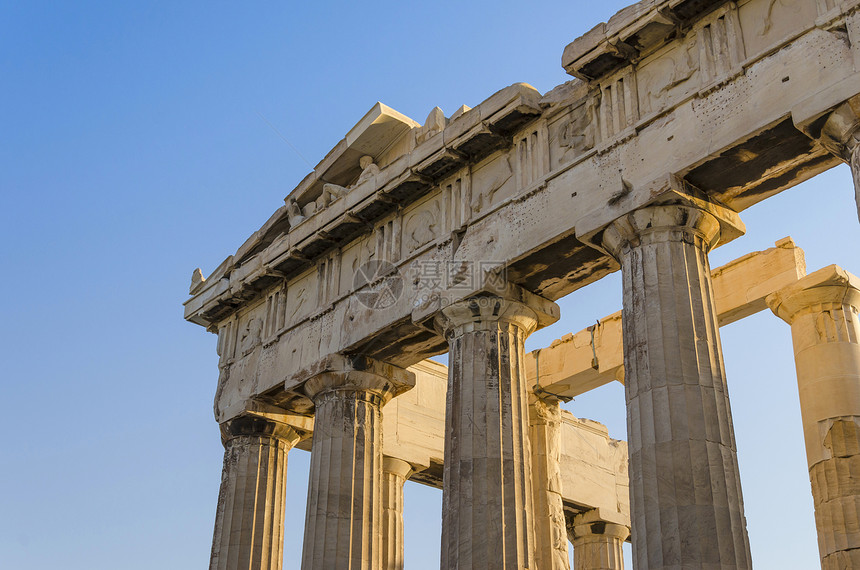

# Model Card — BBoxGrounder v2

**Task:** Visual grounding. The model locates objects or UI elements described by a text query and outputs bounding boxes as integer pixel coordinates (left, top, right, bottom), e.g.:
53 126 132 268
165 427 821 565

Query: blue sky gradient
2 1 858 568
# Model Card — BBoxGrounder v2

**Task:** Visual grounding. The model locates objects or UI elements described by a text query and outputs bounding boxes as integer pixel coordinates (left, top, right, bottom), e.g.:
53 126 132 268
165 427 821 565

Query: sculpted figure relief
558 97 598 164
470 155 513 214
640 40 698 116
762 0 797 35
238 318 262 355
288 285 307 323
287 198 304 226
287 155 379 228
404 199 440 254
355 154 379 186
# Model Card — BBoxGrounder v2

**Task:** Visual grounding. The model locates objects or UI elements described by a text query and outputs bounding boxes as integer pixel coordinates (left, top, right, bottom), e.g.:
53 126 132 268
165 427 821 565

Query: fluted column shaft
300 359 414 570
569 513 629 570
529 395 571 570
435 292 558 570
210 415 301 570
382 457 414 570
601 204 752 569
850 143 860 224
768 265 860 569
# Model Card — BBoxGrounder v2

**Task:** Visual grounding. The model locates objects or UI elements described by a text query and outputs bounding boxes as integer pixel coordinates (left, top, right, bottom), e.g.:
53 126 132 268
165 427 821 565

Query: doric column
381 457 414 570
767 265 860 569
568 511 629 570
209 413 301 570
300 355 414 570
813 98 860 223
434 287 559 570
598 203 752 569
529 394 570 570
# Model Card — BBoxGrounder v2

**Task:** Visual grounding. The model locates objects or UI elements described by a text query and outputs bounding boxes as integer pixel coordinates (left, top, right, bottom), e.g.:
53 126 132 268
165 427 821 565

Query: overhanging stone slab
527 237 808 398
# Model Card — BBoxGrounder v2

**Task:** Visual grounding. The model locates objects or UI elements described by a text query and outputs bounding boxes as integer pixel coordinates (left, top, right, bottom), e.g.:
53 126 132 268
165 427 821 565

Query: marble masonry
186 0 860 567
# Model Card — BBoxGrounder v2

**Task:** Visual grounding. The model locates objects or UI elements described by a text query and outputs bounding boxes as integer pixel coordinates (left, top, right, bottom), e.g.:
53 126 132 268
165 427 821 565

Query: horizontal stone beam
292 359 629 522
526 237 807 399
186 0 860 426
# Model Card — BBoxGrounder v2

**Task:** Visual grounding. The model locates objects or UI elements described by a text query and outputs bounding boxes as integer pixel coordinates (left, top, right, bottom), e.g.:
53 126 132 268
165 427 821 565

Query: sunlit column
209 414 300 570
767 265 860 569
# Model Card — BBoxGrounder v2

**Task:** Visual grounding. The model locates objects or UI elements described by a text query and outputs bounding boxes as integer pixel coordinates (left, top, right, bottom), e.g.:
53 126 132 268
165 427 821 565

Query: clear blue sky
1 1 857 568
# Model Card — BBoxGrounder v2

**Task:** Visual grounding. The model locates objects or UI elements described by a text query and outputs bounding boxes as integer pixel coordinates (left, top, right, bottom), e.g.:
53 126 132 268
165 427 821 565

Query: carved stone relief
638 38 700 116
415 107 448 146
550 96 600 169
285 269 317 326
287 156 380 229
239 317 263 355
214 308 267 419
817 0 838 15
339 238 369 294
739 0 816 58
470 154 514 214
403 197 441 256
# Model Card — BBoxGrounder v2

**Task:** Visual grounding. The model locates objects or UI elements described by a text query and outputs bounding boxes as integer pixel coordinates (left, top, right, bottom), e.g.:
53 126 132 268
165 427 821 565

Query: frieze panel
402 193 442 257
470 152 516 214
213 303 268 419
548 94 600 169
739 0 817 58
637 38 700 118
817 0 838 15
285 268 317 326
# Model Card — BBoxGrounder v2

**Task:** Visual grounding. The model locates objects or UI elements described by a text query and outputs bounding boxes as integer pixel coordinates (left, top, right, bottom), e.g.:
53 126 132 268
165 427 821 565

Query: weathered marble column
568 511 629 570
381 457 414 570
767 265 860 569
434 287 559 570
529 394 571 570
209 413 301 570
300 355 414 570
599 203 752 569
816 98 860 223
849 143 860 224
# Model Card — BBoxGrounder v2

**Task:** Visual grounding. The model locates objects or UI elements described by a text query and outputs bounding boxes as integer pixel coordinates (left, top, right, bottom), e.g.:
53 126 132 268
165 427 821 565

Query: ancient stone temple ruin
184 0 860 568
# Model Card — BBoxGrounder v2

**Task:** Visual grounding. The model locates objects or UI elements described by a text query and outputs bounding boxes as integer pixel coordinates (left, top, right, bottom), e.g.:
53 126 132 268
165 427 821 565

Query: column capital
568 509 629 570
382 456 415 479
767 265 860 324
219 411 303 447
528 392 564 423
803 96 860 223
570 509 630 542
813 98 860 162
577 175 745 259
433 283 559 338
294 353 415 405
